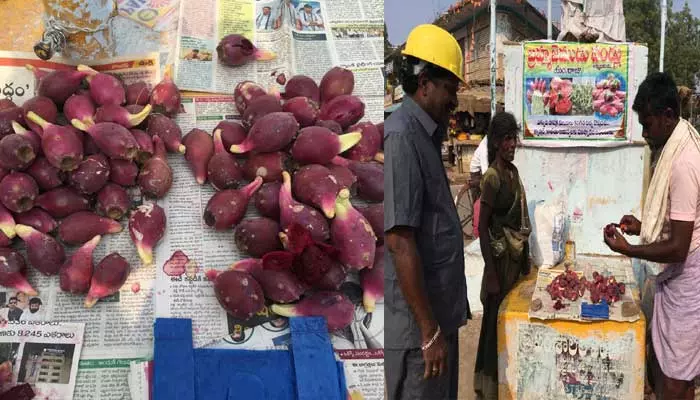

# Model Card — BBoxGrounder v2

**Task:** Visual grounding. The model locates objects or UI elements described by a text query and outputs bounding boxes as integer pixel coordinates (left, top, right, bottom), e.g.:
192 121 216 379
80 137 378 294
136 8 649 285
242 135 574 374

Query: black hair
399 55 456 96
29 298 41 306
632 72 680 118
8 297 17 303
487 111 519 165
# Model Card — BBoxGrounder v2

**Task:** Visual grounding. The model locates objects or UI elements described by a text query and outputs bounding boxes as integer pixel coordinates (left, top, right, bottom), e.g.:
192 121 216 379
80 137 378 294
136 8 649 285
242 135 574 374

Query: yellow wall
498 271 646 399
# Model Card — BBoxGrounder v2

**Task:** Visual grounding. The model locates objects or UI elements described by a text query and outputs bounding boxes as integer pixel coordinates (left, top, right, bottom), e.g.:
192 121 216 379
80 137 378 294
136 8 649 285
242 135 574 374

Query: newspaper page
127 360 151 400
0 321 84 400
147 94 385 400
173 0 290 94
292 0 385 123
172 0 385 124
0 51 163 400
528 260 640 322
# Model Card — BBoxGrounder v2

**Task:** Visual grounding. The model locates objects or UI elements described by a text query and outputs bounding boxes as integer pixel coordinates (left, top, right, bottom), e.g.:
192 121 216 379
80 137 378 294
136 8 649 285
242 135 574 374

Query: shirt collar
402 96 439 137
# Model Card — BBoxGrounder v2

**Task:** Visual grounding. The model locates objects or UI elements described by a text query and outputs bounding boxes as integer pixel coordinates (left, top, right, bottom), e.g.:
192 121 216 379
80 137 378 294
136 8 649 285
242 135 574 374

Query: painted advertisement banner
522 42 630 147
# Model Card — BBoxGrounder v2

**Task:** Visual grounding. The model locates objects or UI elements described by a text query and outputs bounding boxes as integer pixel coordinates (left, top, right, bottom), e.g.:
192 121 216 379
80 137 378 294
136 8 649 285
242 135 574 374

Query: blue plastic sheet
153 317 346 400
580 300 610 320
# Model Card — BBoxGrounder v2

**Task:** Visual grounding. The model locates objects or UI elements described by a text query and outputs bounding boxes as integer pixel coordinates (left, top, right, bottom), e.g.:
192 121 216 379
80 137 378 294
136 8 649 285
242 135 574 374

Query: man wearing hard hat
385 24 470 399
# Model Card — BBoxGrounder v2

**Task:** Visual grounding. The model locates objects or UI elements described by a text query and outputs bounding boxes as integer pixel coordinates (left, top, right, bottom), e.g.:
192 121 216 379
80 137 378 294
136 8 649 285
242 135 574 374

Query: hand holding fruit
619 215 641 236
603 224 630 254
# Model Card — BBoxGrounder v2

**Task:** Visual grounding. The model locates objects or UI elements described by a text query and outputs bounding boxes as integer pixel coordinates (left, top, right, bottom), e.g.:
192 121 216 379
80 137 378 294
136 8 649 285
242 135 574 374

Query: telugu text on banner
522 42 630 147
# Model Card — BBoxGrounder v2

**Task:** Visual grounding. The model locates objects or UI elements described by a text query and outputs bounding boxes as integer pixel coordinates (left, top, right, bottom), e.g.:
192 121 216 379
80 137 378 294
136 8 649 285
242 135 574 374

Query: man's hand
422 330 447 379
604 226 631 254
387 227 447 379
619 215 641 236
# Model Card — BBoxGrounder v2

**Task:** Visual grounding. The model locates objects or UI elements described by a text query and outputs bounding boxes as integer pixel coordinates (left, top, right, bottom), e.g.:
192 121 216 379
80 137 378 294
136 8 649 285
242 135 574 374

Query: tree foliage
384 23 393 56
625 0 700 88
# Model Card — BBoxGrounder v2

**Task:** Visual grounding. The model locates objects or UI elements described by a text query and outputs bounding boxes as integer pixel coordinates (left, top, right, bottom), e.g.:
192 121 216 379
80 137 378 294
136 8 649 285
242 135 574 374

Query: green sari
474 162 531 400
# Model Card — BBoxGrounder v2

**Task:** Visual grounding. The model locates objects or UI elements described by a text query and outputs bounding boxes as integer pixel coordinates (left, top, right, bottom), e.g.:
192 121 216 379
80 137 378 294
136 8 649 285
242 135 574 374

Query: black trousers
385 332 459 400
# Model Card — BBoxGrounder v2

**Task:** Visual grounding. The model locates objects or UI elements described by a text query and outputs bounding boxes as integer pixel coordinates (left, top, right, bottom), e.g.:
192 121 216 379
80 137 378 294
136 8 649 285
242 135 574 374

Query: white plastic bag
530 197 567 268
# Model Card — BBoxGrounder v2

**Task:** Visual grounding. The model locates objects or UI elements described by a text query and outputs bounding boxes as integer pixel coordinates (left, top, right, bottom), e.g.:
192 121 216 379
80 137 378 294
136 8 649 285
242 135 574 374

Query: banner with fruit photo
522 42 630 147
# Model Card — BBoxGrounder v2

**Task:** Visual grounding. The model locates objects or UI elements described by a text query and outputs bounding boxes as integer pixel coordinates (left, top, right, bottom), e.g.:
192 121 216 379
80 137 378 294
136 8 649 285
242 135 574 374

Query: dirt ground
457 313 482 400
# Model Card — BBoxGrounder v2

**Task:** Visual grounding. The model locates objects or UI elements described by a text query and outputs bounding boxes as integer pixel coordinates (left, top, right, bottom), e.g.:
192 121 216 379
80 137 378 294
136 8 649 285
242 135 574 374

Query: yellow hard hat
402 24 465 83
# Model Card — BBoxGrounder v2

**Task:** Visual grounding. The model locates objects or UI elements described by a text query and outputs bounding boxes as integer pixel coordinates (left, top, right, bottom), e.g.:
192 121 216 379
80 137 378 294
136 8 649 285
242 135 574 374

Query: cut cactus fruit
203 177 262 230
13 207 57 234
0 248 37 295
129 203 166 267
234 218 282 258
84 253 130 308
0 204 16 239
27 65 88 106
138 135 173 198
60 235 101 294
36 187 90 218
77 64 126 106
279 171 330 243
149 75 182 116
207 128 243 190
63 93 96 127
290 127 362 165
71 120 139 161
15 224 65 276
0 172 39 214
146 114 186 154
214 270 265 320
252 261 305 304
331 188 376 270
216 34 276 67
94 104 152 128
183 128 214 185
230 112 298 154
271 291 354 331
26 111 84 171
292 164 340 219
230 258 263 275
58 211 122 245
360 245 384 312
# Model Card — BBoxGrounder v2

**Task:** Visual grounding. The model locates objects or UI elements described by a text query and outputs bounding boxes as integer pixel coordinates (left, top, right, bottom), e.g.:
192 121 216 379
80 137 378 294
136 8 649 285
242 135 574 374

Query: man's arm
621 159 698 263
384 128 433 339
621 219 694 264
386 228 439 341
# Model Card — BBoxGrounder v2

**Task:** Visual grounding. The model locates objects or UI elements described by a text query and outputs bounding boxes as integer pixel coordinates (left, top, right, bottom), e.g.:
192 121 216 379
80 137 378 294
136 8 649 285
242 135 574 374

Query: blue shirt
384 96 470 349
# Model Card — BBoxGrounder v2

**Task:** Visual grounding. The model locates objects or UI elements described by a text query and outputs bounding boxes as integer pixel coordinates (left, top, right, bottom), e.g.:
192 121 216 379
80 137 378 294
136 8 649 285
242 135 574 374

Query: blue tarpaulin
153 317 347 400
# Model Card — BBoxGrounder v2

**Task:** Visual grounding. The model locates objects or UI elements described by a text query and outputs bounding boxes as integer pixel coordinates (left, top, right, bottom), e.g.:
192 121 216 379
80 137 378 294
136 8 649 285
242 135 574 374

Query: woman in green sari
474 112 531 400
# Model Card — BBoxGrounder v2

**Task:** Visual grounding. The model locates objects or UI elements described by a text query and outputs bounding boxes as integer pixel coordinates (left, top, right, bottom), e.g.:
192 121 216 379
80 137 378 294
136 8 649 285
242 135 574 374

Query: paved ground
457 314 482 400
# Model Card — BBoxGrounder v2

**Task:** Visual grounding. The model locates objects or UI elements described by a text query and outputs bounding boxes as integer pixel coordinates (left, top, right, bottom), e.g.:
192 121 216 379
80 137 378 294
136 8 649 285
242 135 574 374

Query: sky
385 0 700 46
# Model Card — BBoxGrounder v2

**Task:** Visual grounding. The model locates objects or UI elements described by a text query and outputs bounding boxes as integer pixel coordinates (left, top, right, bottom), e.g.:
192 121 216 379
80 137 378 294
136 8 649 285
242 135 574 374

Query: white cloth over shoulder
641 119 700 245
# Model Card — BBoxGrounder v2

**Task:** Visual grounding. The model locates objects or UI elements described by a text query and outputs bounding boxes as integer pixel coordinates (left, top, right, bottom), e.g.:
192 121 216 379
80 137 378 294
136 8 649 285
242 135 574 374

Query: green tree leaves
625 0 700 87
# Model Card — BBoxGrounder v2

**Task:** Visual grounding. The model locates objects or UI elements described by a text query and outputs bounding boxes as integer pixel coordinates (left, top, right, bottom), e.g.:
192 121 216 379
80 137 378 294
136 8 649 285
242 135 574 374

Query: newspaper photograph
0 321 85 400
528 261 641 323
